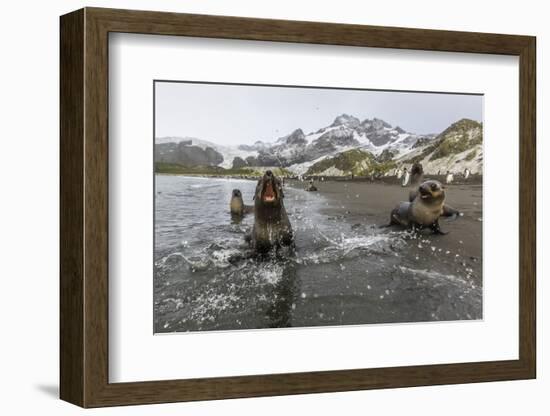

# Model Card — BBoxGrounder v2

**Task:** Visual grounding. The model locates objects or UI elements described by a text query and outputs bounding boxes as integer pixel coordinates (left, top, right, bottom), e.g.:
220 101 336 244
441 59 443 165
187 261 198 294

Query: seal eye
430 183 437 191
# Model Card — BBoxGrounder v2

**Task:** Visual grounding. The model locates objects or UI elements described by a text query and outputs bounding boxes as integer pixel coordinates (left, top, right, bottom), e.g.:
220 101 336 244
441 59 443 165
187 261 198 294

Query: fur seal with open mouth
250 170 293 253
389 180 461 234
230 189 253 216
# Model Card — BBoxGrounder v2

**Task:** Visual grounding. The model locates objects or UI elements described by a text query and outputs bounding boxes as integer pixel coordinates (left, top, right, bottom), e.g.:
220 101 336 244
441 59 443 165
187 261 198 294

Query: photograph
153 81 483 333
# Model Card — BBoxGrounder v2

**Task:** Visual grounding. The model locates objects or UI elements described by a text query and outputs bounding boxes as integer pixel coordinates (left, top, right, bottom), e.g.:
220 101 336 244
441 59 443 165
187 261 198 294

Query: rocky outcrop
155 141 224 167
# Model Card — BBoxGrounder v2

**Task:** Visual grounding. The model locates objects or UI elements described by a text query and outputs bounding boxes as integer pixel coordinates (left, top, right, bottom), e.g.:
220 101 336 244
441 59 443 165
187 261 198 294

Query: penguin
396 168 403 179
401 167 410 187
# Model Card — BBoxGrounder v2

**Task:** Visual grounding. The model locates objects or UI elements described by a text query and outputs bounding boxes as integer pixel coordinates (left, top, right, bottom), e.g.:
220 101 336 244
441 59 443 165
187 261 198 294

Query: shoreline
155 171 482 186
286 178 483 287
154 175 483 331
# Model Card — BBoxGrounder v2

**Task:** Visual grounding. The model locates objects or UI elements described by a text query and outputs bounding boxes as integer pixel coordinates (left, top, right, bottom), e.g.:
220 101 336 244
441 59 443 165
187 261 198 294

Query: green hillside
305 149 396 176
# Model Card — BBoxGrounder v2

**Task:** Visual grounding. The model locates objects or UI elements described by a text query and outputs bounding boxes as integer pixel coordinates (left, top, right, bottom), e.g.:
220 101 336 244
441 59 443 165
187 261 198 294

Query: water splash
154 175 482 332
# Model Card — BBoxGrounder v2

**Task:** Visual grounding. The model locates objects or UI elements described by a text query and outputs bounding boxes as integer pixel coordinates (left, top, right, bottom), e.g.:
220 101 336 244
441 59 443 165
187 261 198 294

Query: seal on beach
388 180 461 234
230 189 253 216
410 162 424 186
306 180 318 192
250 170 293 253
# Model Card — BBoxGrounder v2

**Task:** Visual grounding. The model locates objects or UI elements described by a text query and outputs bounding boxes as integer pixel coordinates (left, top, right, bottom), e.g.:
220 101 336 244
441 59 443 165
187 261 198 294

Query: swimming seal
250 170 293 253
230 189 253 216
389 180 461 234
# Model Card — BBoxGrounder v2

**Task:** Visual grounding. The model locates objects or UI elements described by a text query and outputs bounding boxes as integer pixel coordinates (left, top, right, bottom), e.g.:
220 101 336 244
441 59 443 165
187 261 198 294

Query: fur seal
389 180 461 234
306 180 318 192
230 189 253 216
406 163 425 201
410 162 424 186
250 170 293 253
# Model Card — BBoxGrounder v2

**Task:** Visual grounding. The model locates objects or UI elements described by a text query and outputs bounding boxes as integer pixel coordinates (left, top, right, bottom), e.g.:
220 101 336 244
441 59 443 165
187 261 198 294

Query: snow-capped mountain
155 115 482 175
395 118 483 174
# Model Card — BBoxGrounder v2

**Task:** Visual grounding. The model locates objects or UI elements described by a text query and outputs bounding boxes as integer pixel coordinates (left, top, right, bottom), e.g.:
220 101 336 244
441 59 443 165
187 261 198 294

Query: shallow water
154 175 482 333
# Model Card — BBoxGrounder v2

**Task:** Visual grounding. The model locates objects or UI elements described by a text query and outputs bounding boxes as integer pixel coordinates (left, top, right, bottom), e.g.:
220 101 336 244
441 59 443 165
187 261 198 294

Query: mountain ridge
155 114 482 175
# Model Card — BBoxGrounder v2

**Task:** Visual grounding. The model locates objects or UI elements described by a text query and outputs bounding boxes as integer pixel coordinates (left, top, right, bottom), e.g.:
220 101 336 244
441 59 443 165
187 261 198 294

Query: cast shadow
35 384 59 399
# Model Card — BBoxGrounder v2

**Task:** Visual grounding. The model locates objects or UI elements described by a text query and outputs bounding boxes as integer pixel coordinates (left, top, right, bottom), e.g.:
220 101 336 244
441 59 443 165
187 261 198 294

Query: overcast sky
155 81 483 146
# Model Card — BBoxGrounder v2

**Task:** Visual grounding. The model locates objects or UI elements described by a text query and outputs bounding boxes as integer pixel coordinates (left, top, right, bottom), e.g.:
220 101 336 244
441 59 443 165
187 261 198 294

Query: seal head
257 170 282 205
417 180 445 203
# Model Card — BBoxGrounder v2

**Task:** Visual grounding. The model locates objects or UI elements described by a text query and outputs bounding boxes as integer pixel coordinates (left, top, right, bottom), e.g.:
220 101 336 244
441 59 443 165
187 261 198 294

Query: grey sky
155 81 483 146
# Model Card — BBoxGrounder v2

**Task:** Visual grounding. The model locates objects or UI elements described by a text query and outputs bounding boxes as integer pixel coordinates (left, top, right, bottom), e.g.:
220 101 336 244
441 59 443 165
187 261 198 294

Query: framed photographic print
60 7 536 407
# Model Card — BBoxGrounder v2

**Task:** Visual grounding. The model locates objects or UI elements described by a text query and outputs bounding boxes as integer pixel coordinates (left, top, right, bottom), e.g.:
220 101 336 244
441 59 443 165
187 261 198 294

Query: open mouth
419 188 432 199
262 181 276 202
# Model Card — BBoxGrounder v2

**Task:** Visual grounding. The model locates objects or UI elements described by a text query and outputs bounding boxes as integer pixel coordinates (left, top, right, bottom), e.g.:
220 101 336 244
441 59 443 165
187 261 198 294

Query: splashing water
154 175 481 333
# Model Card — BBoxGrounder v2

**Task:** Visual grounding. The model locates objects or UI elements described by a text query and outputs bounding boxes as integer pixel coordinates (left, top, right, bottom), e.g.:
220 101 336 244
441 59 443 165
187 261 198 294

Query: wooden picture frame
60 7 536 408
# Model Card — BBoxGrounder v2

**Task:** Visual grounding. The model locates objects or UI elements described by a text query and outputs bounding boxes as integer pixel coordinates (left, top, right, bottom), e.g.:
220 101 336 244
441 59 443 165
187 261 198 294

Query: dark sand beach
291 178 482 264
154 175 482 333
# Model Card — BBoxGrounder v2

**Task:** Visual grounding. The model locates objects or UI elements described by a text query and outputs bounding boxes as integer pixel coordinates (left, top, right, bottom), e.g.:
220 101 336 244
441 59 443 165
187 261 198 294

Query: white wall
0 0 545 414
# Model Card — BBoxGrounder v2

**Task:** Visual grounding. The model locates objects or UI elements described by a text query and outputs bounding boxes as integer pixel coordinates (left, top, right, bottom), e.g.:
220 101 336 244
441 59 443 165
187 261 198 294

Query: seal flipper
431 219 449 235
386 202 410 227
441 204 461 221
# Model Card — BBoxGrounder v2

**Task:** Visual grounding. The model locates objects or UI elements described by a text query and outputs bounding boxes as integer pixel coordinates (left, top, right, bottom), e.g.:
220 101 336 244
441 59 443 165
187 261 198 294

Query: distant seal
230 189 253 216
389 180 461 234
410 162 424 186
306 180 318 192
445 171 454 184
250 170 293 253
